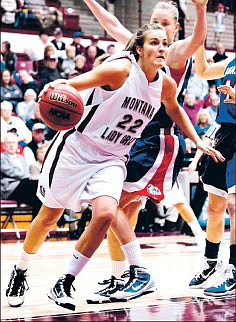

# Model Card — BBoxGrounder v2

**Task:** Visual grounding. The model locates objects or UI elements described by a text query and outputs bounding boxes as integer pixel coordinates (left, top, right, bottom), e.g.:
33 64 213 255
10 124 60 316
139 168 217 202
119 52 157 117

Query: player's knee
94 207 116 228
207 202 226 218
36 208 62 228
99 211 115 225
227 194 235 216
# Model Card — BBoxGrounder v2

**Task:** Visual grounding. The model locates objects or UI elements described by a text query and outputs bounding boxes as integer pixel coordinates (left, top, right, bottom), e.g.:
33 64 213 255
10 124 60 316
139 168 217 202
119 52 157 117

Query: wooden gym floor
1 232 235 321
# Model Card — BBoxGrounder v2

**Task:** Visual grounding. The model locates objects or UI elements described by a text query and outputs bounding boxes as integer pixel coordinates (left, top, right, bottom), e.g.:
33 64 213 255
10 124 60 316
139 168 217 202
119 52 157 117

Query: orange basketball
39 84 84 131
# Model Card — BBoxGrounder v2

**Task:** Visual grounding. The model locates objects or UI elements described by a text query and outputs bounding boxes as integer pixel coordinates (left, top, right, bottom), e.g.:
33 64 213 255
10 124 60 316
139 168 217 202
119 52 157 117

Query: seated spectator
13 0 30 29
186 60 209 104
1 41 17 75
51 27 66 64
194 108 212 137
212 41 228 87
15 88 38 122
0 132 42 220
74 54 86 75
203 84 217 108
33 5 63 30
61 45 76 78
1 101 32 147
84 45 97 72
71 31 86 56
86 34 105 58
16 69 40 96
29 141 50 180
0 127 24 155
183 92 202 126
38 53 63 90
1 0 17 26
25 122 47 160
106 43 116 55
205 93 220 123
1 69 23 112
37 44 56 72
26 104 57 140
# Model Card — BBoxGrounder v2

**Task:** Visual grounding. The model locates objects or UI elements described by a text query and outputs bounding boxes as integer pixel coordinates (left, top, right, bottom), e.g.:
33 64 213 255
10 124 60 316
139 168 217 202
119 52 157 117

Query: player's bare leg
189 193 226 289
6 205 64 307
48 195 118 310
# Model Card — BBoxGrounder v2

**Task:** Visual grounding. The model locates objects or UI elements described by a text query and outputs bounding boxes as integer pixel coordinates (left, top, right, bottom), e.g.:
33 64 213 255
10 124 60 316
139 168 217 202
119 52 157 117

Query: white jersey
37 51 163 211
77 51 163 159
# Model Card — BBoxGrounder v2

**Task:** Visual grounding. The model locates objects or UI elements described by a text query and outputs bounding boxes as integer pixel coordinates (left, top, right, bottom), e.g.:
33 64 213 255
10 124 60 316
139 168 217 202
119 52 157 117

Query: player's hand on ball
38 79 68 101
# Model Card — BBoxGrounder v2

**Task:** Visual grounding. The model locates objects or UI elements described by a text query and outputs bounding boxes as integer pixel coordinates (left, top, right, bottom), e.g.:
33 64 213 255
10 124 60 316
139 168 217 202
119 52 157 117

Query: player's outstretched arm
39 58 132 97
195 45 231 80
167 0 207 69
83 0 132 45
161 73 225 163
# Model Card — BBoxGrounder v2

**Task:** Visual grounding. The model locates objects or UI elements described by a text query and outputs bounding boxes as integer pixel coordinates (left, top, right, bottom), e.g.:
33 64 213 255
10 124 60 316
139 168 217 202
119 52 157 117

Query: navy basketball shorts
201 123 236 198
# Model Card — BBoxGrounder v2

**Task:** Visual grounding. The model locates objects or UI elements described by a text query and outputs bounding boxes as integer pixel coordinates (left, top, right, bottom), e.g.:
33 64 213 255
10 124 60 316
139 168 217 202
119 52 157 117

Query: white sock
64 249 89 277
188 218 204 237
16 248 35 271
111 259 129 278
121 240 145 267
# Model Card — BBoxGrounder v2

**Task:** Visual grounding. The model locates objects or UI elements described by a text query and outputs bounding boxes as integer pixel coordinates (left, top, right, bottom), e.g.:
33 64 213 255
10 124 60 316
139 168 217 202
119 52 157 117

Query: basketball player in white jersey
6 24 220 311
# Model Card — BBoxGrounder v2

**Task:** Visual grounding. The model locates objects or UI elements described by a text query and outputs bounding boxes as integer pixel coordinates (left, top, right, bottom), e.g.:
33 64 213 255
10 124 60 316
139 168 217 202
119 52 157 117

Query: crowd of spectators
1 0 63 31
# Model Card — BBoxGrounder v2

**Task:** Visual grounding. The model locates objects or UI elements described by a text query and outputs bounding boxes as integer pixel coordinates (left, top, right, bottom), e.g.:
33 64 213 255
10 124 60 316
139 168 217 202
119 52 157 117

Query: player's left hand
196 140 225 163
217 85 236 104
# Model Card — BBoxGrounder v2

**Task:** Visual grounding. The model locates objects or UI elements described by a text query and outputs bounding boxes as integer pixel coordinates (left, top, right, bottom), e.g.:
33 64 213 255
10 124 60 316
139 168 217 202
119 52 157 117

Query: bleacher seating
1 200 32 239
45 0 61 9
62 7 80 31
16 52 34 73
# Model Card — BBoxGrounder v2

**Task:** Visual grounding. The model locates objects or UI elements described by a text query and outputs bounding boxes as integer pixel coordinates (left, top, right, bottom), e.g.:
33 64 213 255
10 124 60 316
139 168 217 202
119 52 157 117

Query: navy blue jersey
140 58 192 138
216 58 236 124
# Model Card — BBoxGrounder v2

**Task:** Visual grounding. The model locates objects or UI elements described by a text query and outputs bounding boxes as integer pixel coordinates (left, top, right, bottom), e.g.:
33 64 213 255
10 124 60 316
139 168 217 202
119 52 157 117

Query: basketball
39 84 84 131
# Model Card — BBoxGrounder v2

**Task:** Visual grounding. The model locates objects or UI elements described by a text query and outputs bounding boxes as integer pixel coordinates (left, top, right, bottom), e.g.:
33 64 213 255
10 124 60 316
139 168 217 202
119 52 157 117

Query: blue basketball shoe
110 265 156 302
189 257 223 288
204 264 236 297
48 274 76 311
87 275 125 304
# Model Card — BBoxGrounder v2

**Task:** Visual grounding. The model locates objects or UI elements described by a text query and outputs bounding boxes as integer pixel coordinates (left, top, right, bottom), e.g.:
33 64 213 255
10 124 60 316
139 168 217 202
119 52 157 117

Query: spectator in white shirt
15 88 38 122
1 101 32 147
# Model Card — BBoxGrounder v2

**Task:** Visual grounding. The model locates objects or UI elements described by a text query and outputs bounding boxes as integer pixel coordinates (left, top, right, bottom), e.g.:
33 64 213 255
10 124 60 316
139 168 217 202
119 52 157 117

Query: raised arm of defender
83 0 132 44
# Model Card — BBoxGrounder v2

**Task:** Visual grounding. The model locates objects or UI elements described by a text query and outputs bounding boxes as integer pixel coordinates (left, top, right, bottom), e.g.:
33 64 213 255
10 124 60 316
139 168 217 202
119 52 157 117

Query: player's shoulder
161 70 177 89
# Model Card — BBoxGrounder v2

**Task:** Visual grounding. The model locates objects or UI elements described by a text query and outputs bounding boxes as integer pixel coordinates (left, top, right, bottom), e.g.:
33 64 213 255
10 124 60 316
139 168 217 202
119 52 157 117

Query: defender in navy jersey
189 47 235 297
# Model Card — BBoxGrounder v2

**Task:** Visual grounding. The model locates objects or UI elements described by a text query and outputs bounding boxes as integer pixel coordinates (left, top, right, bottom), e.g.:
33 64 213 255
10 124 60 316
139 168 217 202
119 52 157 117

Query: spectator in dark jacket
1 69 23 112
17 69 40 96
71 31 86 56
25 123 47 160
38 53 62 90
1 41 17 74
